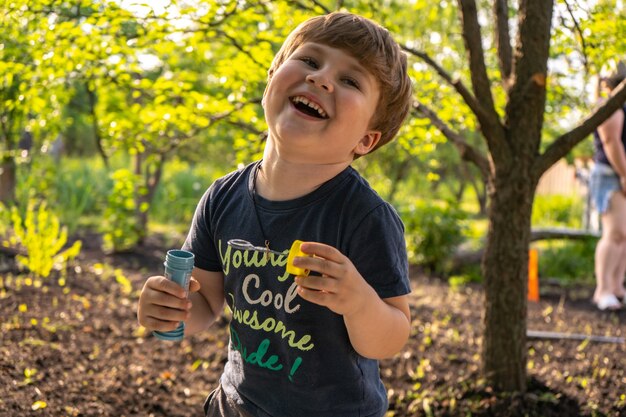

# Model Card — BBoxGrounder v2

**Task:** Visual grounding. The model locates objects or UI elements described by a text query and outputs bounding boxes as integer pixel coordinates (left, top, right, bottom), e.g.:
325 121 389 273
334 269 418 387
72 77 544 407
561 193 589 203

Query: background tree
0 4 70 202
402 0 626 390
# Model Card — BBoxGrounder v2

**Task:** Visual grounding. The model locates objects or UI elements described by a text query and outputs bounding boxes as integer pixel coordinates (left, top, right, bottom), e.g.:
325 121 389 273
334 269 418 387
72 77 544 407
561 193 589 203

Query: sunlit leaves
3 0 622 159
31 400 47 410
114 269 132 295
578 1 626 71
101 168 145 252
7 201 82 279
23 367 38 385
3 0 624 251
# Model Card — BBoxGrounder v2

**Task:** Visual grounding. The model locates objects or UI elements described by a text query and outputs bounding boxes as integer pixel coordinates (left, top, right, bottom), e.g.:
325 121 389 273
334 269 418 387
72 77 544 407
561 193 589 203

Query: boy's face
263 42 381 164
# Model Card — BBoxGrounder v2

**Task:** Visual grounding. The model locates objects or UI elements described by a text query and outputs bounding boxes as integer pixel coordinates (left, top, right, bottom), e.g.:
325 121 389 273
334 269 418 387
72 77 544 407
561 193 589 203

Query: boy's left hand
292 241 376 317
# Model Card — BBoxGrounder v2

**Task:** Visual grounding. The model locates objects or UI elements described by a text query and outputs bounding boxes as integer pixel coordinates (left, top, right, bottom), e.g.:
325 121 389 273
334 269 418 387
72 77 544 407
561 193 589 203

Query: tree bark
478 0 553 391
135 152 165 246
85 81 109 168
134 152 145 245
0 156 16 203
482 171 535 391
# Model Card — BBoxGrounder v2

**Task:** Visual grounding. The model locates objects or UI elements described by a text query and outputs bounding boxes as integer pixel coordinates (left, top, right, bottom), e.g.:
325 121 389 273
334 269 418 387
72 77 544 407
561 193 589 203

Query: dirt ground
1 235 625 417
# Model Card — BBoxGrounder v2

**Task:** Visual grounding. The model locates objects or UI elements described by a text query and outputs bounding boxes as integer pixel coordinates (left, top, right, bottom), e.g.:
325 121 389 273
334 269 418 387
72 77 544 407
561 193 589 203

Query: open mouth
290 96 329 119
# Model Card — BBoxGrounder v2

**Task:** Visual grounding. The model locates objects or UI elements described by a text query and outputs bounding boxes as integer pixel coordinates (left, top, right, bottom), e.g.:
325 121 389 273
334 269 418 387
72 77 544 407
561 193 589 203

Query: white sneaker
595 294 622 311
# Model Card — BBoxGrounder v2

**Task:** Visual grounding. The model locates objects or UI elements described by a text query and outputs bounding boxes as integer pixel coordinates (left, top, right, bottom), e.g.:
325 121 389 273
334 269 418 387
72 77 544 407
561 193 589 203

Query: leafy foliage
531 194 584 228
101 168 147 253
401 200 467 273
149 158 225 226
538 240 596 283
15 156 109 234
2 0 607 265
3 201 81 279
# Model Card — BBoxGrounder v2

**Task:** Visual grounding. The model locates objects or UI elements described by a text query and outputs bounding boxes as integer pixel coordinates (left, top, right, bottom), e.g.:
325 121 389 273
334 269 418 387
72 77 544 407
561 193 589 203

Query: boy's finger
149 304 189 322
149 276 187 298
188 277 201 293
300 241 343 262
142 316 182 332
152 291 191 310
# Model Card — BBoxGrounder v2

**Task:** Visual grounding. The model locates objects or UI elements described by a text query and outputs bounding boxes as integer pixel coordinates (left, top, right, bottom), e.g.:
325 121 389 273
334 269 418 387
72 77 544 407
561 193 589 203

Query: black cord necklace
251 161 272 257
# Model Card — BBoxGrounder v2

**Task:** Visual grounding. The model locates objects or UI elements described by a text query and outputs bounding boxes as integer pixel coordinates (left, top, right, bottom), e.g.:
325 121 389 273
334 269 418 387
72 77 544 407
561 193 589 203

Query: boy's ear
261 69 275 107
261 85 269 108
354 130 382 156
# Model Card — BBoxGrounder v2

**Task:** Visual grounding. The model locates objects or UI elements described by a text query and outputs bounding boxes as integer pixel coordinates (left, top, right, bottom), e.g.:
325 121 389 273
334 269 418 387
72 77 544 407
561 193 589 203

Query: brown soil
1 234 625 417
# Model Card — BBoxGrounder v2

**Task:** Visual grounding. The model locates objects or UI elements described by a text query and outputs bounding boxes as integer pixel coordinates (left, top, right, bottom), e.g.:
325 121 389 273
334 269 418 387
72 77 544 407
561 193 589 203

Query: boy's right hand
137 276 201 332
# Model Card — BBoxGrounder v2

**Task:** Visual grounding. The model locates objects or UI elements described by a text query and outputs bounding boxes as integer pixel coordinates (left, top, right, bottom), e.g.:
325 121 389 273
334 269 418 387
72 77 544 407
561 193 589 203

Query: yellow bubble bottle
286 240 311 276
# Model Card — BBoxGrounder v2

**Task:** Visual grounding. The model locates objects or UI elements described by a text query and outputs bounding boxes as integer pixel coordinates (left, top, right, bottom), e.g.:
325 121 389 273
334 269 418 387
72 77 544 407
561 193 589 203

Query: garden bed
1 235 624 416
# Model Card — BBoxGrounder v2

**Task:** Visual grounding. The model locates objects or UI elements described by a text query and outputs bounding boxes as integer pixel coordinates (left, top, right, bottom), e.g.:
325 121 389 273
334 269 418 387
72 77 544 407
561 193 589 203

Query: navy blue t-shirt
593 105 626 168
183 161 411 417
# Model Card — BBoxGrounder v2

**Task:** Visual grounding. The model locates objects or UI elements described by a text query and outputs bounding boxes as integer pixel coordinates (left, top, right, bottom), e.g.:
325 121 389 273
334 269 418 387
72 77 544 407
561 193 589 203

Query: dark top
593 105 626 168
183 161 411 417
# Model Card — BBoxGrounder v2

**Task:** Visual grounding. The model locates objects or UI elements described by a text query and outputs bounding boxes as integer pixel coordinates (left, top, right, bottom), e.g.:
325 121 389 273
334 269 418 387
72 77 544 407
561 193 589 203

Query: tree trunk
134 152 146 245
135 152 165 246
0 156 16 203
481 170 535 391
477 0 553 391
85 81 109 168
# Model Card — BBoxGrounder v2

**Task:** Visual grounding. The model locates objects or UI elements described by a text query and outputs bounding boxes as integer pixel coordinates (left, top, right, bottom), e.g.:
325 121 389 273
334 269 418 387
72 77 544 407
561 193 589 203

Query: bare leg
611 194 626 299
594 192 626 302
615 245 626 299
594 236 621 301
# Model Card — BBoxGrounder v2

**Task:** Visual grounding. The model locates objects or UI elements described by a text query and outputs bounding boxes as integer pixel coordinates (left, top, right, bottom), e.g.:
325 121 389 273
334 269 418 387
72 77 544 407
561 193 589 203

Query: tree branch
286 0 331 13
562 0 589 73
226 120 265 136
534 80 626 178
413 101 491 180
217 30 267 68
494 0 513 81
401 45 493 126
84 80 109 168
159 98 263 154
505 0 553 150
457 0 501 128
451 227 600 271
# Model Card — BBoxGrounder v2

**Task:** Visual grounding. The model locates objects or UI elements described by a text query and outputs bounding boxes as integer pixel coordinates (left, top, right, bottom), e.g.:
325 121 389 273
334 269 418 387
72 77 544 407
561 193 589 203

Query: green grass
148 158 226 226
534 239 596 284
16 157 110 234
531 194 595 283
532 194 584 228
15 154 231 232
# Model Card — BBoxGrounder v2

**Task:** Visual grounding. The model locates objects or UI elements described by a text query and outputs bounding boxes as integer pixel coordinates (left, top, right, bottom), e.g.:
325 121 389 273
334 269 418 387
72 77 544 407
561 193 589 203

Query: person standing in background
590 59 626 311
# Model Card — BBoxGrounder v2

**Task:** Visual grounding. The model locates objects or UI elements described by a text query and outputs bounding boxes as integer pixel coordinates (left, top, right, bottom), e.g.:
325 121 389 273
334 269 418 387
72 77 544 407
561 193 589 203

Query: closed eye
299 56 318 69
342 77 360 89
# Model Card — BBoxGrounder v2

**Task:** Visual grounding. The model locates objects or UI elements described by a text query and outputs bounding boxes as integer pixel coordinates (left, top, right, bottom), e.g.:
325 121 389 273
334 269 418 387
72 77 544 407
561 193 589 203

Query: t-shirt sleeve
347 202 411 299
182 188 223 272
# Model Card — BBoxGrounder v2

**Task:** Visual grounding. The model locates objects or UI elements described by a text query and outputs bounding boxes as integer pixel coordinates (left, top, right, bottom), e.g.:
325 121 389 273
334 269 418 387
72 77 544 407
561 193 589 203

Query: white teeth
292 96 328 118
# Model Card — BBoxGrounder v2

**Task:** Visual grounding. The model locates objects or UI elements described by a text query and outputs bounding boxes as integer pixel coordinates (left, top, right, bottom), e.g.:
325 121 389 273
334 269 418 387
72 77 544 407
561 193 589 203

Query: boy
137 12 413 416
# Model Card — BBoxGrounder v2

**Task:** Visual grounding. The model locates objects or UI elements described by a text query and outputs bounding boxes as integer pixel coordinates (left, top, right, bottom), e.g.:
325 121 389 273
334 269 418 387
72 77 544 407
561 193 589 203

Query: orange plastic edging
528 248 539 302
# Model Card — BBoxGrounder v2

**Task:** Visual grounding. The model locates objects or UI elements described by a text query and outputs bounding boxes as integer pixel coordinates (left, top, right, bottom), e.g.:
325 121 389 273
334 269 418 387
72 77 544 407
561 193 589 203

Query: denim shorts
590 163 620 214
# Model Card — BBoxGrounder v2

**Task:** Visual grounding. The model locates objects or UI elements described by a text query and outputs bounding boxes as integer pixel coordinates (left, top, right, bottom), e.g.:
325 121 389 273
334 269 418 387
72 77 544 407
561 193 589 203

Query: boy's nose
305 73 333 92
